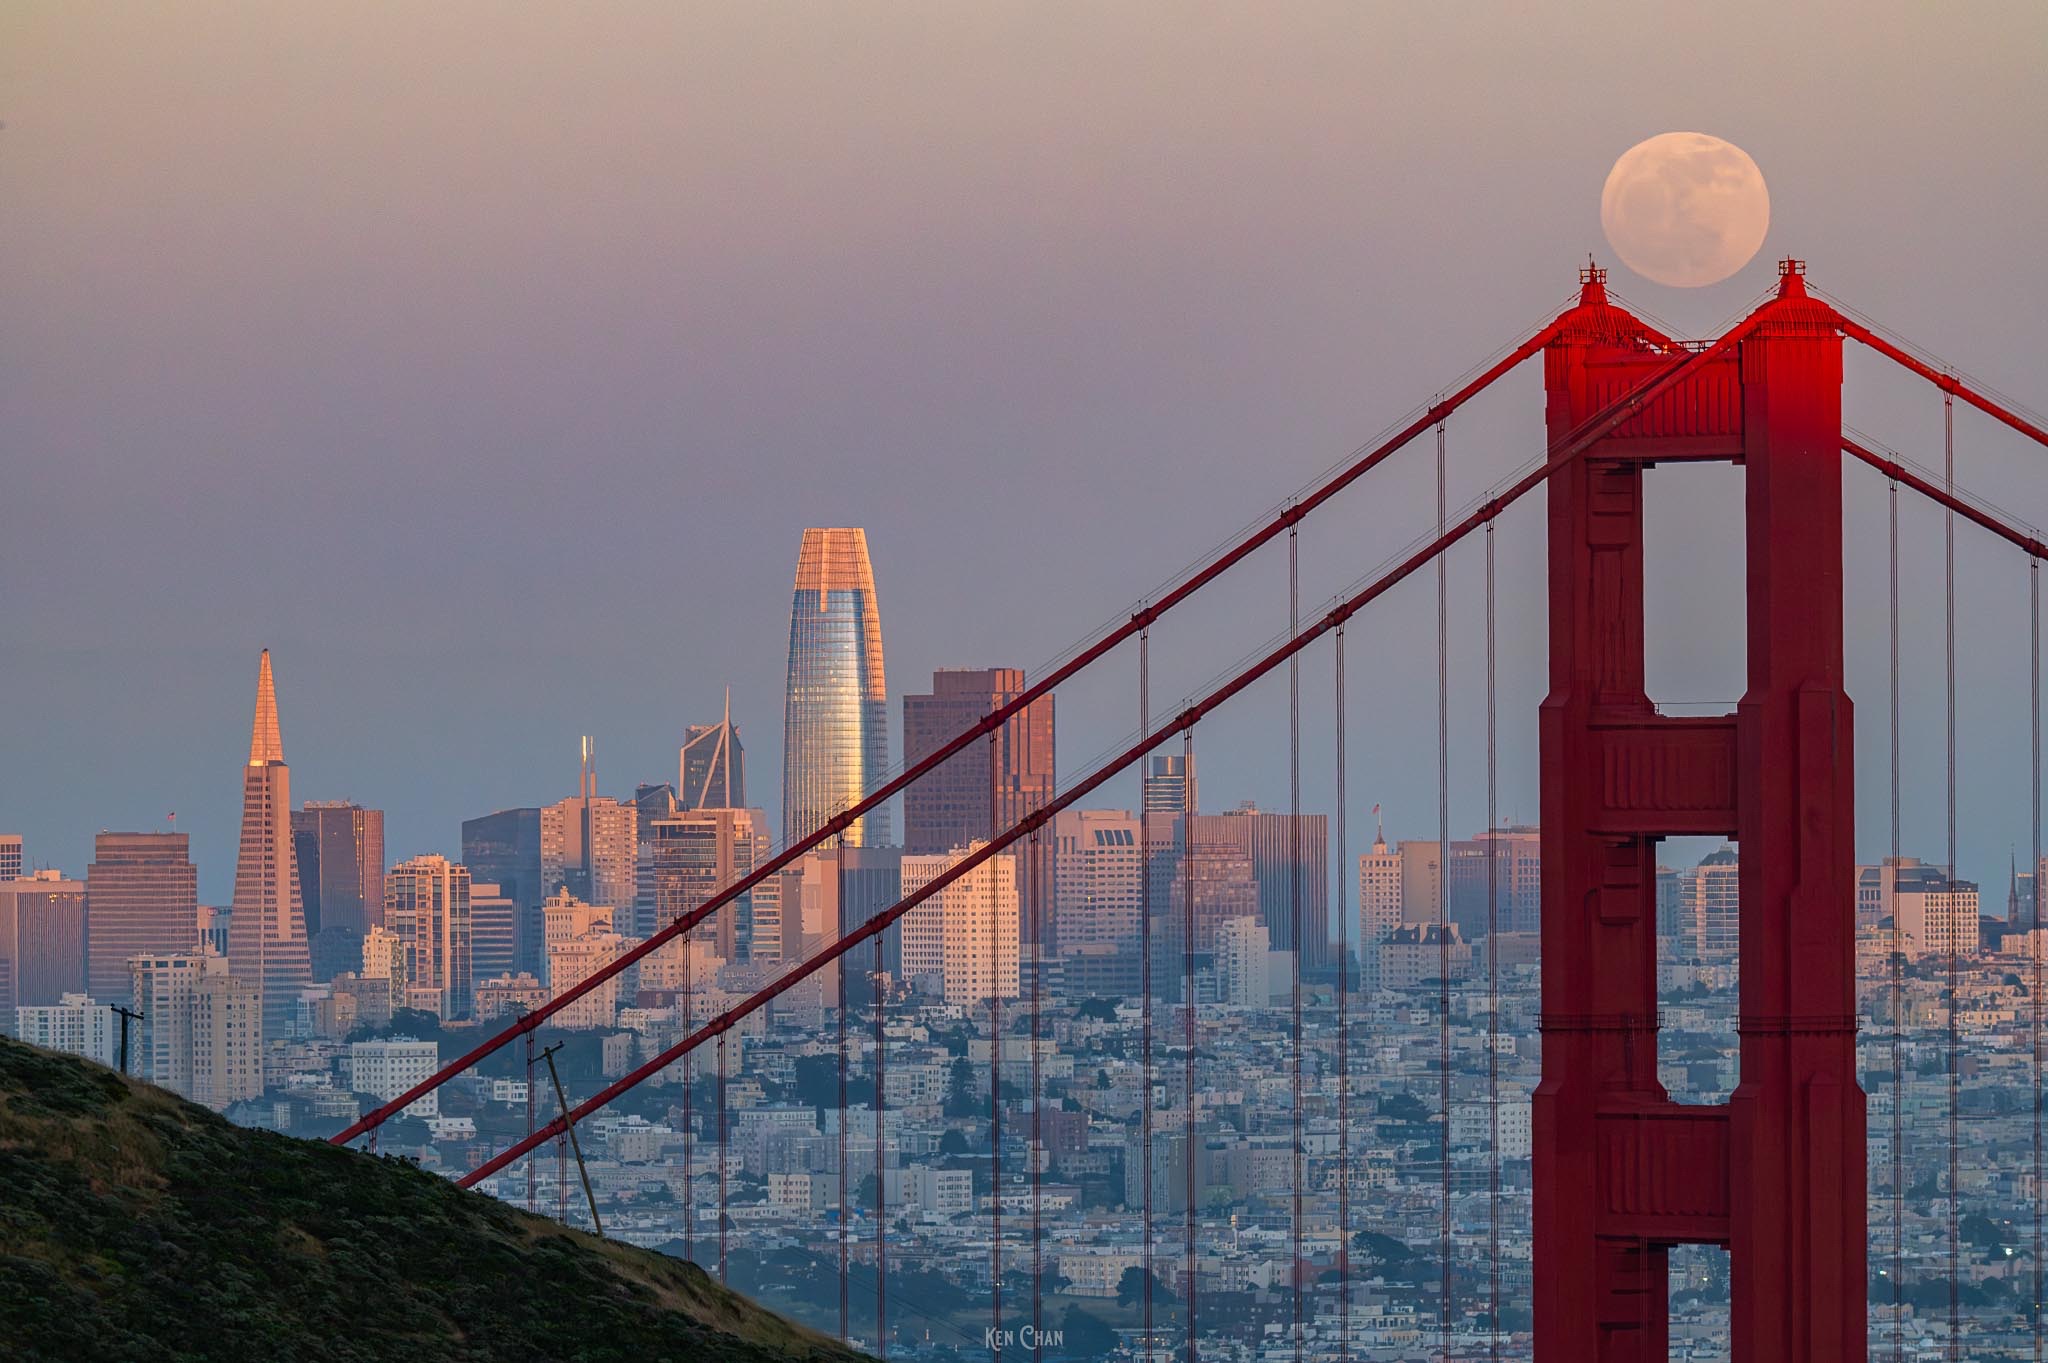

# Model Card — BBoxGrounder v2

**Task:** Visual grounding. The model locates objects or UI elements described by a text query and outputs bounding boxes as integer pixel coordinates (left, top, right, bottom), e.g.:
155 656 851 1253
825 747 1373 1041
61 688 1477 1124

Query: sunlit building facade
782 528 890 849
225 649 312 1039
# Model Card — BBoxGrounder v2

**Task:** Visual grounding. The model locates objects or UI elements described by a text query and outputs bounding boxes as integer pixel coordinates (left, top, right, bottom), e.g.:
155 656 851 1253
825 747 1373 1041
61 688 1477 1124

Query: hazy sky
5 2 2046 906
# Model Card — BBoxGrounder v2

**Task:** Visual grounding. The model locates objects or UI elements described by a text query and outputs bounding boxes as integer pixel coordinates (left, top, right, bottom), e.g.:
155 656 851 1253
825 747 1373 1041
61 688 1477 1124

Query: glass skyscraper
782 527 890 848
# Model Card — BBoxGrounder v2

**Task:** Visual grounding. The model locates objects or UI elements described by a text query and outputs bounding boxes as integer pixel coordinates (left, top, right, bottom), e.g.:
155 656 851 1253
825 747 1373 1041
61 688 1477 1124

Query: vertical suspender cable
718 1028 730 1283
1889 477 1905 1363
683 925 696 1264
1139 625 1156 1352
1183 726 1198 1363
837 849 851 1344
2031 554 2042 1363
875 931 888 1356
1436 417 1453 1363
526 1028 537 1214
1484 519 1500 1362
1945 389 1961 1362
988 730 1004 1362
1335 623 1352 1363
1289 516 1306 1363
1029 824 1044 1357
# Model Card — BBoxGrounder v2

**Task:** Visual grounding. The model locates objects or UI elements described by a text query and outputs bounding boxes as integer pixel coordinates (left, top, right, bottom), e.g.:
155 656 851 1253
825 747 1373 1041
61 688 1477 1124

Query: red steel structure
330 259 2048 1362
1535 261 1864 1363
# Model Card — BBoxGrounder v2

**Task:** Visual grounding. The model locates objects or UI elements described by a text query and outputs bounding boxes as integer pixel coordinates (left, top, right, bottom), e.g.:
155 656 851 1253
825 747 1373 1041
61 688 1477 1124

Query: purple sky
4 3 2046 905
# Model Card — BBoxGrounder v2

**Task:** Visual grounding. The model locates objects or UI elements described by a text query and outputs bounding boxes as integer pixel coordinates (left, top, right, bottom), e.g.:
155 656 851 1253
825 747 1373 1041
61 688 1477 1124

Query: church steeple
248 648 284 765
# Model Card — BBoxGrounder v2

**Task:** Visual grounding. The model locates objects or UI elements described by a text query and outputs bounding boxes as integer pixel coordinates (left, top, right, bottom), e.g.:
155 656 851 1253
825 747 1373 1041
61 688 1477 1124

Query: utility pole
109 1005 145 1077
540 1042 603 1238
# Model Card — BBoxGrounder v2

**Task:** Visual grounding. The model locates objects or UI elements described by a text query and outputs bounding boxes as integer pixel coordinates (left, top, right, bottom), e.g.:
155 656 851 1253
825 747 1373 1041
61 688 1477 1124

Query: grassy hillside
0 1037 869 1363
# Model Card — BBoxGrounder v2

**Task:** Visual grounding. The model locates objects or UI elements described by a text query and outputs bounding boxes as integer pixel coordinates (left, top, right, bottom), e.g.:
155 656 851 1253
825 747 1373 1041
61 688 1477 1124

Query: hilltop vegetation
0 1037 869 1363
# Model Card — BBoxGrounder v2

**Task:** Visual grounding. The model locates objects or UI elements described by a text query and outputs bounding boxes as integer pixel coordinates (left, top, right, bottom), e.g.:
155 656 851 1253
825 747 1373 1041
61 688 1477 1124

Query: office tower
14 993 120 1069
0 872 87 1028
361 925 406 994
1398 839 1444 925
130 952 261 1110
631 783 679 937
0 835 21 882
1357 815 1403 951
1216 916 1273 1008
540 740 638 912
1861 856 1979 959
903 667 1055 851
548 924 632 1029
462 807 543 973
1141 753 1197 816
84 832 199 1005
680 688 746 811
1052 809 1143 952
782 527 890 848
291 801 385 982
649 807 771 962
225 650 312 1039
900 843 1019 1008
1164 837 1261 954
1674 846 1741 962
1187 804 1329 969
348 1037 440 1118
469 881 518 983
1448 825 1542 937
384 855 474 1020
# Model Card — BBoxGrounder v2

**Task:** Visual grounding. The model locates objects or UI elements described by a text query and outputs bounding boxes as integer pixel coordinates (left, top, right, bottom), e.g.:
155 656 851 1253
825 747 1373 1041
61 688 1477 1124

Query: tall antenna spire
248 648 284 765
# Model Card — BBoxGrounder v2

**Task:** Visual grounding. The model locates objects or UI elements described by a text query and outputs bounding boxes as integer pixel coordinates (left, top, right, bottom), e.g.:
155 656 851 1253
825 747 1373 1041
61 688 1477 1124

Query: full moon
1600 132 1770 287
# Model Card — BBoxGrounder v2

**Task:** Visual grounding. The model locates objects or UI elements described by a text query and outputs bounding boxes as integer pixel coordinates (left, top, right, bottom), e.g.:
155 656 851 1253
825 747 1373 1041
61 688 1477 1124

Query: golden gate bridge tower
1535 261 1865 1363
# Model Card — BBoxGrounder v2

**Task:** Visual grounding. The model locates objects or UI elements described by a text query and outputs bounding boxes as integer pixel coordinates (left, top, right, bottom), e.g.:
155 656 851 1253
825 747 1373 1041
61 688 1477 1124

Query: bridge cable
837 849 850 1344
1139 625 1157 1352
1945 388 1961 1363
1485 518 1500 1363
683 921 696 1265
1290 515 1306 1363
2032 552 2043 1363
1028 823 1044 1359
988 728 1005 1363
1182 725 1199 1363
1334 621 1352 1363
1890 475 1906 1363
1436 416 1453 1363
874 929 888 1354
718 1026 730 1284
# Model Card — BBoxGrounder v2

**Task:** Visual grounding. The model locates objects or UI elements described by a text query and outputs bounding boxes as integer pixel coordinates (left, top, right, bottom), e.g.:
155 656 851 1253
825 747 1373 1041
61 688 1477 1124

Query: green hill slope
0 1037 869 1363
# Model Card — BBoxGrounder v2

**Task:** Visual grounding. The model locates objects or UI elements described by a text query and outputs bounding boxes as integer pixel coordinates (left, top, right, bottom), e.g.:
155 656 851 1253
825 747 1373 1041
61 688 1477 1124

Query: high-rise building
130 951 261 1110
649 807 771 963
1141 753 1197 816
1675 846 1741 962
900 843 1018 1008
469 881 518 984
384 855 474 1020
540 740 638 912
1216 916 1273 1008
85 832 198 1005
14 992 121 1069
461 807 543 973
1187 804 1329 969
903 668 1054 853
0 836 22 883
548 925 632 1029
1447 825 1542 937
782 528 890 849
631 783 679 936
1163 837 1262 955
680 688 746 811
290 801 385 981
0 871 87 1027
1860 856 1980 960
1357 816 1403 951
1052 809 1143 953
225 650 312 1039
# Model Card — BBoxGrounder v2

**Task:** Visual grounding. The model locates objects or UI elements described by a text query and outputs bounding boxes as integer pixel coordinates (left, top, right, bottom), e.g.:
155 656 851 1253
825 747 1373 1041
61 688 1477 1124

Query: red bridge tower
1534 261 1866 1363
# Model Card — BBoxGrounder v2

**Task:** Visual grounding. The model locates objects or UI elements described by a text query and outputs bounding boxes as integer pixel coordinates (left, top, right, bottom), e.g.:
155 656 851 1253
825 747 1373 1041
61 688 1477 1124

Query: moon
1600 132 1770 287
